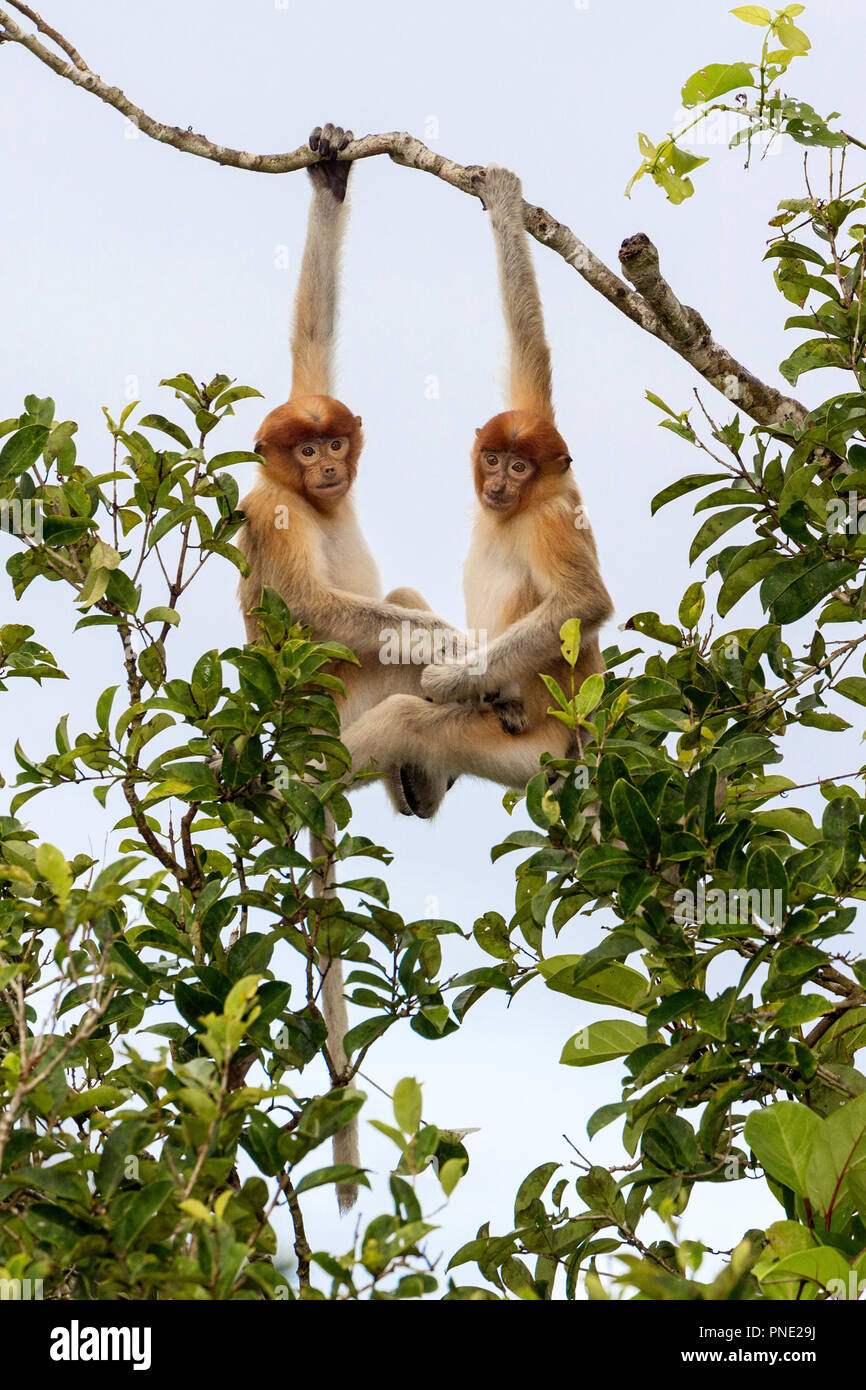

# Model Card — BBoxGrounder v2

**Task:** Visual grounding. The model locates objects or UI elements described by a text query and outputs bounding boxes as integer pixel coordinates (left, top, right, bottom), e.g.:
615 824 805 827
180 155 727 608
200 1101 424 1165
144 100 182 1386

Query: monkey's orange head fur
254 395 363 509
472 410 572 516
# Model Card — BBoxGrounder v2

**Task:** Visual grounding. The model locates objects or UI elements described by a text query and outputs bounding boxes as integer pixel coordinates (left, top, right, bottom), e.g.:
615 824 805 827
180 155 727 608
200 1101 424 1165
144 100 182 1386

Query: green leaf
768 996 831 1029
626 613 682 646
779 338 846 385
587 1103 627 1140
689 507 755 564
35 843 72 903
745 846 788 902
0 424 50 479
763 1247 851 1296
730 5 771 23
393 1077 423 1136
718 549 780 616
805 1093 866 1221
137 413 193 448
439 1158 466 1196
775 18 810 54
651 475 728 516
610 779 660 861
514 1162 559 1222
683 765 717 841
77 565 110 609
143 606 180 627
343 1015 393 1055
111 1181 174 1253
212 384 264 409
752 808 818 845
294 1164 367 1196
761 554 857 624
276 779 325 836
147 503 197 549
678 581 705 628
681 61 754 107
95 685 119 732
559 619 581 667
834 677 866 706
561 1020 647 1068
744 1101 822 1195
59 1085 128 1119
763 243 827 268
539 955 649 1012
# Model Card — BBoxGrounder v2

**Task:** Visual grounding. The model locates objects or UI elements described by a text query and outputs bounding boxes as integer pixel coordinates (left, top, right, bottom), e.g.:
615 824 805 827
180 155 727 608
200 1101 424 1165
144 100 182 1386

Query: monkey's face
473 412 571 517
477 451 536 517
255 397 363 507
293 436 353 501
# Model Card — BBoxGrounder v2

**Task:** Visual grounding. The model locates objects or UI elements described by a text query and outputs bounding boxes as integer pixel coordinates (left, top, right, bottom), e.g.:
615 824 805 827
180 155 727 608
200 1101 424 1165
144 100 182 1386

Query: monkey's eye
329 439 342 451
485 454 498 466
512 460 527 473
301 445 316 458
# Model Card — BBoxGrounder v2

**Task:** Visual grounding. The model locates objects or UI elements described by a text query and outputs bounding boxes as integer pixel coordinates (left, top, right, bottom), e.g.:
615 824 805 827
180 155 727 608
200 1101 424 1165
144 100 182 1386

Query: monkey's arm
303 586 463 660
290 124 353 398
238 514 462 658
484 164 554 422
421 531 613 702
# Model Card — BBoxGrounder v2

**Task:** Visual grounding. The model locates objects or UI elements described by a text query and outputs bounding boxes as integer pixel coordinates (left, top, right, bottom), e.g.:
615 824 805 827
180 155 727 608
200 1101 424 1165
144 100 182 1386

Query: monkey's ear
475 428 482 437
559 454 572 471
354 416 363 429
254 440 266 458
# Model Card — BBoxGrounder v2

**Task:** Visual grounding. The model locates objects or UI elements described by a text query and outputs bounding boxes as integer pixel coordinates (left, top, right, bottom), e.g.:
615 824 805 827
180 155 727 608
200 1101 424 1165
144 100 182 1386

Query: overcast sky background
2 0 865 1289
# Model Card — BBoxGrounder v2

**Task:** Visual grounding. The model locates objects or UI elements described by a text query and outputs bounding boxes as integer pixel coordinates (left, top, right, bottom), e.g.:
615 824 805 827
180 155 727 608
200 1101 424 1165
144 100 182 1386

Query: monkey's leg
310 820 362 1214
382 585 430 610
343 695 571 818
379 587 458 812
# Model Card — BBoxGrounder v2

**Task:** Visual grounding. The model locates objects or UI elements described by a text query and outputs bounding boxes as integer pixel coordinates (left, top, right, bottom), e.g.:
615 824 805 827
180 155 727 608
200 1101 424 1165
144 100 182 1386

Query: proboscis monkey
237 125 463 1210
341 165 613 818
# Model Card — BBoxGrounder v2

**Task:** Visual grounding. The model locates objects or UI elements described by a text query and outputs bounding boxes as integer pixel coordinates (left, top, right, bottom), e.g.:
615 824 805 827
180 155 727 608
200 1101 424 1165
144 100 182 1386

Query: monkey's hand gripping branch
0 0 808 432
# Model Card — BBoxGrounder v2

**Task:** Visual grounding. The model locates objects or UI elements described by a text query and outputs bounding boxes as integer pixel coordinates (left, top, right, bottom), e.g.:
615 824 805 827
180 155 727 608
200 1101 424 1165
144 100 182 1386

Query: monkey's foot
398 765 451 819
491 698 529 736
308 123 354 201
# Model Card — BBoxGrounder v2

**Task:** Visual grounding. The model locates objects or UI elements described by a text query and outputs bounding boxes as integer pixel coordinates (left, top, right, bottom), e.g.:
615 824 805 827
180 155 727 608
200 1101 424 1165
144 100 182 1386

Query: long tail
290 184 348 398
484 164 555 421
311 817 361 1214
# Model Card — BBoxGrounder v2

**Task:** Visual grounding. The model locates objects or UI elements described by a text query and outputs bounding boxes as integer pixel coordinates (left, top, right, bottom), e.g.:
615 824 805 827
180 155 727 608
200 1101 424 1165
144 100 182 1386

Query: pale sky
2 0 865 1285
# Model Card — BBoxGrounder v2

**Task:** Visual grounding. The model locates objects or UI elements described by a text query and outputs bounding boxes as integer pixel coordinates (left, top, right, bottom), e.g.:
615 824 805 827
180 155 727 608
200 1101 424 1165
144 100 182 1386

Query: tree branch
619 233 805 428
0 2 809 430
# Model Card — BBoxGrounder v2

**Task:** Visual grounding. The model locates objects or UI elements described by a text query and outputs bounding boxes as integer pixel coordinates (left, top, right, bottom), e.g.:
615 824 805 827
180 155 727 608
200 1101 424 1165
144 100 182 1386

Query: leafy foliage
0 377 469 1299
627 6 847 204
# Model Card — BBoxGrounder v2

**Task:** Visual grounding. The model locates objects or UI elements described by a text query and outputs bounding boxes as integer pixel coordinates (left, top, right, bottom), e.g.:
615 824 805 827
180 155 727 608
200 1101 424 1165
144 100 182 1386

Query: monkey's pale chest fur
464 513 542 639
311 503 382 599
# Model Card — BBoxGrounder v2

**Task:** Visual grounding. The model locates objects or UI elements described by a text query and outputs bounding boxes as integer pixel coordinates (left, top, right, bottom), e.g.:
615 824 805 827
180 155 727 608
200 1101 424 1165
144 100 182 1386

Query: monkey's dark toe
494 699 529 736
399 765 439 819
320 121 337 157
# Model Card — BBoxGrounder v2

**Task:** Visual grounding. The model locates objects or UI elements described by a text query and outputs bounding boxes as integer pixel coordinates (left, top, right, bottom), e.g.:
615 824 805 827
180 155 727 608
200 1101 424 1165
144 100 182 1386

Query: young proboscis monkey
341 165 613 817
237 125 463 1211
